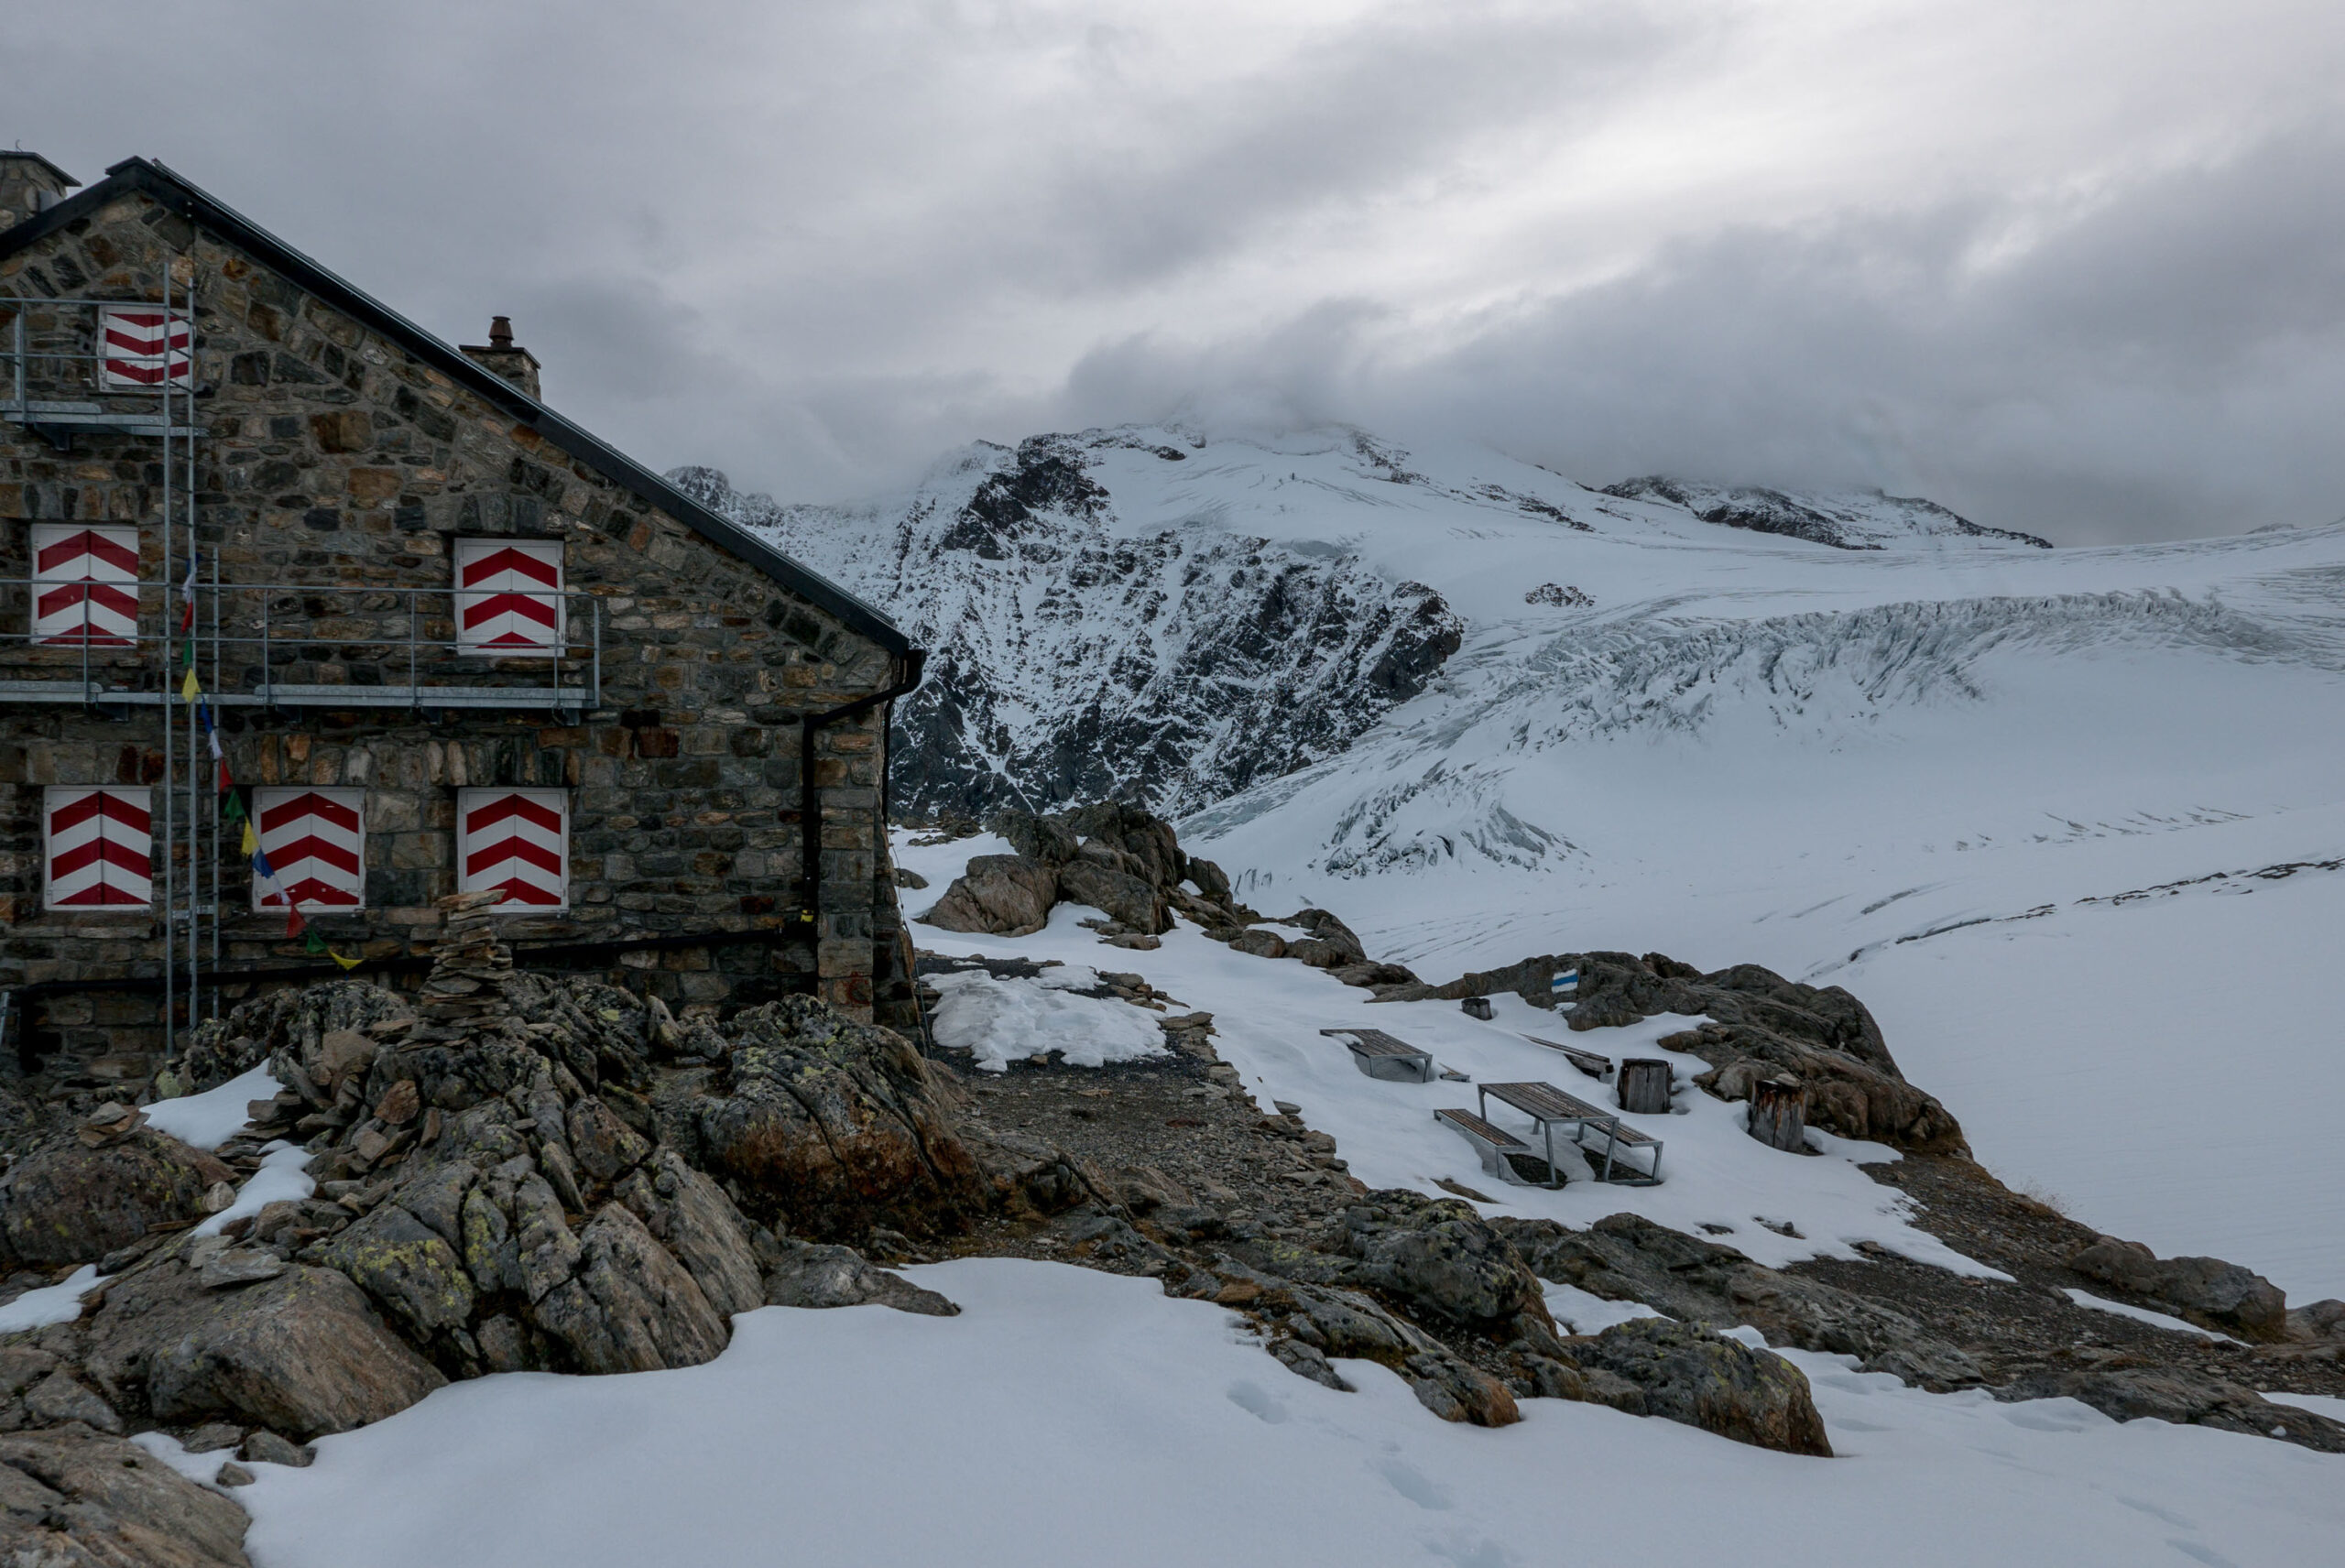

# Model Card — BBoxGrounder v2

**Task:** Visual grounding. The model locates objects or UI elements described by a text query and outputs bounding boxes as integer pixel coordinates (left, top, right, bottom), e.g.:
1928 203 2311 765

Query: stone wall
0 182 912 1083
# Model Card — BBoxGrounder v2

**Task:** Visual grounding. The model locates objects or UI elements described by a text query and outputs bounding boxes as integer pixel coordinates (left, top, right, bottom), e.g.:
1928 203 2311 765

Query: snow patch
144 1064 280 1151
927 967 1170 1071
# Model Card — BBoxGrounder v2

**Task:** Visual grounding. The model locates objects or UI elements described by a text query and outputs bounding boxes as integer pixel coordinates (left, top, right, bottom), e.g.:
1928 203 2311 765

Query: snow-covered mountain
674 426 2051 818
685 423 2345 1300
1601 476 2055 550
673 434 1461 818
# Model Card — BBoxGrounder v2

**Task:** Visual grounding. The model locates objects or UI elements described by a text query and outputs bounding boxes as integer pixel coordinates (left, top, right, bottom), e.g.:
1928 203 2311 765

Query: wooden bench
1478 1080 1665 1186
1432 1107 1552 1186
1320 1028 1435 1083
1522 1033 1613 1081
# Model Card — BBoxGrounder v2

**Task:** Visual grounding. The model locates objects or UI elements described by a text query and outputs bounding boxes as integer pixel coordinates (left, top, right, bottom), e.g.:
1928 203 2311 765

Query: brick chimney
459 314 542 400
0 152 80 232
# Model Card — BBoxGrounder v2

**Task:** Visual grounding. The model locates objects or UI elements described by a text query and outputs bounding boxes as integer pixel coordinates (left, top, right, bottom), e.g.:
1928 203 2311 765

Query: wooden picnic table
1477 1080 1664 1185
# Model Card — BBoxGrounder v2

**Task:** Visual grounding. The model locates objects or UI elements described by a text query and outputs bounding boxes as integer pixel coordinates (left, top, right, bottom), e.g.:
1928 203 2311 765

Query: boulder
1062 801 1185 889
23 1370 123 1435
1199 1264 1520 1428
1227 928 1287 959
1288 909 1367 964
0 1130 236 1270
983 809 1081 867
1184 855 1233 901
84 1258 445 1440
920 855 1059 937
530 1203 731 1375
1329 1192 1549 1332
0 1423 252 1566
2068 1237 2288 1342
1054 860 1171 935
1566 1317 1833 1456
760 1239 960 1316
659 996 988 1243
2289 1299 2345 1342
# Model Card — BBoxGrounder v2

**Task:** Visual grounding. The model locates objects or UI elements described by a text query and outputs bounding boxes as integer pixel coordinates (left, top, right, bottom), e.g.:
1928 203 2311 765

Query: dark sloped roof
0 157 910 655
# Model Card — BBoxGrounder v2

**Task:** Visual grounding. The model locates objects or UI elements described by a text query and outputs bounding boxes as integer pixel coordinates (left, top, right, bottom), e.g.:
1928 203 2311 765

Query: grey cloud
8 2 2343 536
1063 123 2345 542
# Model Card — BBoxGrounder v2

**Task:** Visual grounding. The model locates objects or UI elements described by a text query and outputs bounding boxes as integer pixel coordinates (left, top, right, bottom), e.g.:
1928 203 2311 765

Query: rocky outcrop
2007 1362 2327 1443
0 1424 252 1566
0 1128 235 1272
919 855 1059 937
2068 1236 2288 1342
657 996 988 1244
1565 1317 1833 1456
178 977 414 1095
0 890 999 1480
1317 1192 1549 1334
919 804 1422 997
84 1257 445 1440
1496 1212 1983 1391
1382 950 1961 1151
677 435 1467 820
760 1238 960 1316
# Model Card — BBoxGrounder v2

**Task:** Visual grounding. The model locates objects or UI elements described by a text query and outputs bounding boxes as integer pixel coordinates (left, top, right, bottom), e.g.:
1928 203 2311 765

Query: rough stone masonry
0 156 924 1089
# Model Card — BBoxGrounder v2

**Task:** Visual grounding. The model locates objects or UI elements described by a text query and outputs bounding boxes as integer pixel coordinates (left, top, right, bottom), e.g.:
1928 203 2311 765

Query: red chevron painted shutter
453 538 562 656
253 788 365 910
44 788 153 909
30 524 140 646
458 788 568 909
96 306 191 387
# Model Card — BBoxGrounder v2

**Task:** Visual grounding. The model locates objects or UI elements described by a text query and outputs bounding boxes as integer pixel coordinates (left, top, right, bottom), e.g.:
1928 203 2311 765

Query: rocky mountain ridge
1600 476 2055 550
675 423 2053 823
672 433 1463 820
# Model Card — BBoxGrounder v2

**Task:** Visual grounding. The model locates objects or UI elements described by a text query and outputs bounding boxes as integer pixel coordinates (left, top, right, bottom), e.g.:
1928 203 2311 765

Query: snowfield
237 1259 2344 1568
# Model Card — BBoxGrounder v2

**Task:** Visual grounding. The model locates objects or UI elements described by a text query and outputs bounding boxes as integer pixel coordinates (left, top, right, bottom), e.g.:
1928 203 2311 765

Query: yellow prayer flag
180 666 201 702
331 949 362 972
240 822 258 856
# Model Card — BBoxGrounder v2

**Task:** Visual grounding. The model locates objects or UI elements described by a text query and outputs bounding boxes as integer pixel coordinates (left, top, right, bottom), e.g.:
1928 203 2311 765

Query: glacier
701 424 2345 1299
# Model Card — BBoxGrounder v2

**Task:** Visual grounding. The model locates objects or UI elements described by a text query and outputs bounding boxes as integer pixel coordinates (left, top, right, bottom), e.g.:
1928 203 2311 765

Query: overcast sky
14 1 2345 541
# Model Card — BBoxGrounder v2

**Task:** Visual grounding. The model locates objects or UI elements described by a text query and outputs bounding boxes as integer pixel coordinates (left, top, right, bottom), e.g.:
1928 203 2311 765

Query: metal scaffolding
4 280 600 1061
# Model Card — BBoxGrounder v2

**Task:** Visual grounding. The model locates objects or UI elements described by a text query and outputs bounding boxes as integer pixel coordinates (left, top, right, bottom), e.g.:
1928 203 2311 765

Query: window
251 788 365 911
43 787 152 909
457 788 568 910
453 538 562 657
29 523 139 646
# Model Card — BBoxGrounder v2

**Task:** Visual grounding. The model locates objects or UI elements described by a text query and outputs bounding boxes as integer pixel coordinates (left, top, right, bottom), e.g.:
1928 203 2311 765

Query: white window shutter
453 538 563 656
29 524 140 646
95 305 192 387
44 787 153 909
457 788 568 909
252 788 366 911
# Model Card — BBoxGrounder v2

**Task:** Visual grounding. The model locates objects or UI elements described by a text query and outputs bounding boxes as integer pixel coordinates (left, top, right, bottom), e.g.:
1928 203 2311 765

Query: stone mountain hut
0 152 926 1091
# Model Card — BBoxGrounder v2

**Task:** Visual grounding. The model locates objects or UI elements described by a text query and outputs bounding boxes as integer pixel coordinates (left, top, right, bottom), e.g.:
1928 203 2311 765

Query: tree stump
1617 1057 1673 1115
1749 1077 1810 1152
